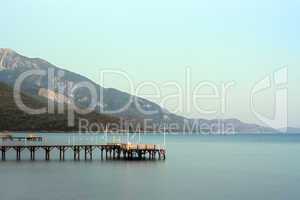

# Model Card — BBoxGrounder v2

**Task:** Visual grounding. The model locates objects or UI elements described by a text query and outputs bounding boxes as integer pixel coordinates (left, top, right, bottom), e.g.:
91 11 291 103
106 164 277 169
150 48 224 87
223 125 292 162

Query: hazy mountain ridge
0 48 291 133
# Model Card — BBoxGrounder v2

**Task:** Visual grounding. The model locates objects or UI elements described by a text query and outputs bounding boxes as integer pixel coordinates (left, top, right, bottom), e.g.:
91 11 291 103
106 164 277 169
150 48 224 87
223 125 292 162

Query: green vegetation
0 83 119 132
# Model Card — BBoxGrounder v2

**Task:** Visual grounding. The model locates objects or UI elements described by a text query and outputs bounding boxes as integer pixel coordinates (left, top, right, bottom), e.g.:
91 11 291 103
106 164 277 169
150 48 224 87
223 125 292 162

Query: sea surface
1 133 300 200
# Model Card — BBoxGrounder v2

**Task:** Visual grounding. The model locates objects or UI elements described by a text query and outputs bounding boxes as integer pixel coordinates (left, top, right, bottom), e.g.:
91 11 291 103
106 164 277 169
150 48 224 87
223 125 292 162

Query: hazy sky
1 0 299 127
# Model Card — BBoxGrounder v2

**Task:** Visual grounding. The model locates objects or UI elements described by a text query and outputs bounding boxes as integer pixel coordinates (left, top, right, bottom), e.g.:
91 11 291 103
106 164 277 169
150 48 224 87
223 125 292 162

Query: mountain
278 127 300 134
184 118 276 134
0 49 168 118
0 48 277 133
0 48 185 128
0 82 119 131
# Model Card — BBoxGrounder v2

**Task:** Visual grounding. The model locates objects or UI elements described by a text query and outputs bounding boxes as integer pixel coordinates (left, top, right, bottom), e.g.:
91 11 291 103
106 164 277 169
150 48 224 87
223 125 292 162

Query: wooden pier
0 144 166 161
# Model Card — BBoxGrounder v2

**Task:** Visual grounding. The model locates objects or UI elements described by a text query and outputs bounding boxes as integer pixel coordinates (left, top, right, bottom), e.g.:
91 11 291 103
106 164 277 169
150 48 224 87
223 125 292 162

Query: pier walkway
0 143 166 161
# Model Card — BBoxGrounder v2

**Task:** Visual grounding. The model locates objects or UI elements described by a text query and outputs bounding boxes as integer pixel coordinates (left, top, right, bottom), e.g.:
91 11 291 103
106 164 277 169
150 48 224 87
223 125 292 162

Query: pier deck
0 143 166 161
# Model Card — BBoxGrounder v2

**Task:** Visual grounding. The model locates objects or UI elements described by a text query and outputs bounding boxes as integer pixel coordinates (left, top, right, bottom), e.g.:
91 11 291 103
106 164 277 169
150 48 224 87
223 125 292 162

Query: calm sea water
1 133 300 200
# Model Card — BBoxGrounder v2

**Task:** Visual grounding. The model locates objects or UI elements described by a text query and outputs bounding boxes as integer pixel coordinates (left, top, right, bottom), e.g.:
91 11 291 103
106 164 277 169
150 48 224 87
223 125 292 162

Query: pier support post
162 150 166 160
59 147 66 161
117 149 121 159
138 151 142 160
73 148 75 160
73 146 80 161
89 146 93 160
45 147 51 161
28 147 36 161
84 146 87 160
59 147 63 160
113 148 116 159
33 147 36 160
63 148 65 160
16 147 21 161
73 146 77 161
77 146 80 160
30 148 33 160
1 147 6 161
